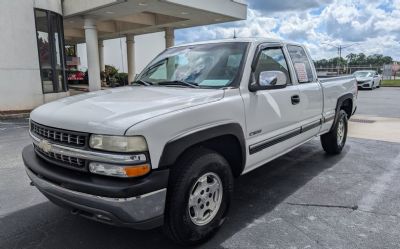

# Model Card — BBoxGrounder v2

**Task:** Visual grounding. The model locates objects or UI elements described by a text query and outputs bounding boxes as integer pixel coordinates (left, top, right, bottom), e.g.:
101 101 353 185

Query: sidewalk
349 114 400 143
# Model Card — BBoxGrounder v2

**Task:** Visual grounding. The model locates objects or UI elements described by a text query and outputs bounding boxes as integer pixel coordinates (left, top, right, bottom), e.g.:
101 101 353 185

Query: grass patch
382 80 400 87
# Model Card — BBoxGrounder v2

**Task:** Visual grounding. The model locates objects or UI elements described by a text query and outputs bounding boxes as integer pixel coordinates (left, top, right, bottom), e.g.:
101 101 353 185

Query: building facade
0 0 247 113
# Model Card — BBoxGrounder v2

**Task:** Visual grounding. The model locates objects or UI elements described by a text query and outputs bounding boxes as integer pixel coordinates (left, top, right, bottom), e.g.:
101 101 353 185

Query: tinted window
254 47 290 84
287 45 314 83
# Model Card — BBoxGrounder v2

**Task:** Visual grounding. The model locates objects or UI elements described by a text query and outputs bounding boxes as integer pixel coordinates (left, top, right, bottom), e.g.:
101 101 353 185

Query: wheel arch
330 93 353 132
158 123 246 177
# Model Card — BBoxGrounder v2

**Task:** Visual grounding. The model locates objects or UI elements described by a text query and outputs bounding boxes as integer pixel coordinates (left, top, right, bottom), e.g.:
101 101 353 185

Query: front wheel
163 147 233 245
321 110 348 154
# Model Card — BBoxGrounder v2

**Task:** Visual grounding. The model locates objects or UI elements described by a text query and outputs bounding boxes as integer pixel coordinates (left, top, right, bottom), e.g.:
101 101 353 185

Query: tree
382 56 393 65
315 53 394 71
346 53 357 65
314 59 329 68
355 53 367 65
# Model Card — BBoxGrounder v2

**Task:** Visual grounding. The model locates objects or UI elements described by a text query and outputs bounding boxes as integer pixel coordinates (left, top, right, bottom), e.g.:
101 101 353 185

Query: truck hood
31 86 224 135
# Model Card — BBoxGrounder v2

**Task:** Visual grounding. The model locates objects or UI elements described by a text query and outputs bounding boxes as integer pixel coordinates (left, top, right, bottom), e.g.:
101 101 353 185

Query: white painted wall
0 0 68 112
77 32 165 75
134 32 166 73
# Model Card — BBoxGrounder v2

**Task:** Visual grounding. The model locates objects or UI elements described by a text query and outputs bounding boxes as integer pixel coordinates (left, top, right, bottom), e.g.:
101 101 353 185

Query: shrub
115 73 128 85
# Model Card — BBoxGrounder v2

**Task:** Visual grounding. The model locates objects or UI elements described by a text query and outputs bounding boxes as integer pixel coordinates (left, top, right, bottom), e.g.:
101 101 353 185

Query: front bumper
22 145 169 230
357 82 372 89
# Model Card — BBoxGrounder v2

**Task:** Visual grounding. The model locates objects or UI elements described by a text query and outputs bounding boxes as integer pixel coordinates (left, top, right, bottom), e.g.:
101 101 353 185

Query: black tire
320 110 348 155
163 147 234 246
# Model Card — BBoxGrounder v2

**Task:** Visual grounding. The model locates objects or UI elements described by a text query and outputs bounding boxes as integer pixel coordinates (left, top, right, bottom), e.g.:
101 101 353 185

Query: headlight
89 162 150 178
89 135 148 152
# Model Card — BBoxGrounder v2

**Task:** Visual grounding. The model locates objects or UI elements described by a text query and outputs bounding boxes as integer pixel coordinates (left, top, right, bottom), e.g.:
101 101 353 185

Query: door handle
291 95 300 105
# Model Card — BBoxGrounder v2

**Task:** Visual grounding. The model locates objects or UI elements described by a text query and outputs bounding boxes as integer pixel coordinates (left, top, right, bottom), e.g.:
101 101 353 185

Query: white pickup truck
23 38 357 245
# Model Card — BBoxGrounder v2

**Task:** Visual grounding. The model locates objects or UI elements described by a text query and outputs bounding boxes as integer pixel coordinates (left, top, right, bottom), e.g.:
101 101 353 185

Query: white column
165 27 174 48
84 18 101 91
126 34 135 84
98 40 105 72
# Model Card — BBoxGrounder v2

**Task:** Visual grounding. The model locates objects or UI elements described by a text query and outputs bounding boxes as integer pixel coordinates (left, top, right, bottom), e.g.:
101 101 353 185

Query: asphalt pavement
0 88 399 249
355 87 400 118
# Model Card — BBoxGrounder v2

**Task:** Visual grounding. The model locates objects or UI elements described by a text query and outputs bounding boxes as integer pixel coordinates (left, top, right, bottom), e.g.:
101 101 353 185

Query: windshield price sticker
294 63 309 83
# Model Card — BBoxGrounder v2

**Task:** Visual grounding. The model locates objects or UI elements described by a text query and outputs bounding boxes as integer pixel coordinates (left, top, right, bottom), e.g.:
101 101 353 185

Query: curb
69 87 89 92
0 111 31 120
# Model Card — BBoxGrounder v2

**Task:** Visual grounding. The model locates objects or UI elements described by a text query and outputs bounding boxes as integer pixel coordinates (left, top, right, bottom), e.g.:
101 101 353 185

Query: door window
254 47 291 84
287 45 314 83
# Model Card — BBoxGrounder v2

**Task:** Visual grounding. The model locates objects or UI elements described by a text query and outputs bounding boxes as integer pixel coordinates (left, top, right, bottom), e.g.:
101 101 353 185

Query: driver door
242 45 302 171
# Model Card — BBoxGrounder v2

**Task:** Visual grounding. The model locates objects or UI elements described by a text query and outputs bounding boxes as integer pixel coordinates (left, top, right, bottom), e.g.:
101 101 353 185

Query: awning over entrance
63 0 247 44
62 0 247 91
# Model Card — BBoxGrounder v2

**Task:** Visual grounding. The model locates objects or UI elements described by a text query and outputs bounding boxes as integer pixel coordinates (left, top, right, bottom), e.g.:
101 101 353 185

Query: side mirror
249 71 287 92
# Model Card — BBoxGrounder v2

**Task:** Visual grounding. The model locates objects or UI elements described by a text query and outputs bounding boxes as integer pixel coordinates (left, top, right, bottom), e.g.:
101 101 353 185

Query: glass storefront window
34 9 67 93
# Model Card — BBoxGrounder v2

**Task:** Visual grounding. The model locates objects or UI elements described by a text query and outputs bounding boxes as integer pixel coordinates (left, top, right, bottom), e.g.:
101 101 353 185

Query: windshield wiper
158 80 199 88
131 80 153 86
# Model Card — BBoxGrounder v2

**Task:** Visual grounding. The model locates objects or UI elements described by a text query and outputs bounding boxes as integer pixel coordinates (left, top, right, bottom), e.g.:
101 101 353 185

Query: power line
322 42 358 60
321 42 359 74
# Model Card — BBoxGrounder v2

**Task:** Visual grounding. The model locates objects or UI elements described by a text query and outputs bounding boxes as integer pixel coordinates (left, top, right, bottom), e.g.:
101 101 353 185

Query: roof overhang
63 0 247 44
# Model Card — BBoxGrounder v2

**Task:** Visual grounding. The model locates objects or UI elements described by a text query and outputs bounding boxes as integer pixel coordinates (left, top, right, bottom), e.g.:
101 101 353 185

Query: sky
79 0 400 72
175 0 400 61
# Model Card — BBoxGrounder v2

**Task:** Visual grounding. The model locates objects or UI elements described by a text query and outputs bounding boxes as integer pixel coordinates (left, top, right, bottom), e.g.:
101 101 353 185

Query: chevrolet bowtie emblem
38 139 52 153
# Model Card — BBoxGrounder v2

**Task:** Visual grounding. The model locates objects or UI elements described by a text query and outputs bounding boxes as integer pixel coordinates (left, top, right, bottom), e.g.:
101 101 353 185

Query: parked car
22 38 357 245
353 70 381 89
67 70 86 84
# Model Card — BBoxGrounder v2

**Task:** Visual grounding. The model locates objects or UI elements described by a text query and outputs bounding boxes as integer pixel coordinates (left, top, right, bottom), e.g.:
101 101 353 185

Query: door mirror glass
259 71 287 87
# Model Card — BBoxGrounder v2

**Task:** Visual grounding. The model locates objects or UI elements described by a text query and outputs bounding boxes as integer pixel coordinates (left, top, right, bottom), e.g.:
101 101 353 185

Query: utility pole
322 43 358 75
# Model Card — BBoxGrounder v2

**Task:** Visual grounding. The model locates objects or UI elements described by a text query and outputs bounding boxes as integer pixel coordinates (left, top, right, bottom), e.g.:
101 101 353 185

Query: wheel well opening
201 135 244 177
341 99 353 118
175 135 244 178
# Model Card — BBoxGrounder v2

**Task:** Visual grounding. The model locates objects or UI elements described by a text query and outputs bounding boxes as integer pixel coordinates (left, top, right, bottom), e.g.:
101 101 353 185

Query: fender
330 93 353 132
158 123 246 173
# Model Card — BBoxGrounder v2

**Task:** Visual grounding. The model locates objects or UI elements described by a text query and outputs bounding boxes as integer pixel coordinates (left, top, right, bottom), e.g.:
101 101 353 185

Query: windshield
137 42 249 88
353 71 373 77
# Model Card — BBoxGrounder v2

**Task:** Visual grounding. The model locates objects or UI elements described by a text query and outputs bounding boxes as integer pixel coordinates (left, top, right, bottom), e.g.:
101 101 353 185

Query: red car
67 70 86 84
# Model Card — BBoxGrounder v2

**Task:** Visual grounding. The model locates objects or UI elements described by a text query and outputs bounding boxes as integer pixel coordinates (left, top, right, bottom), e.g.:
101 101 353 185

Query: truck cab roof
172 37 303 48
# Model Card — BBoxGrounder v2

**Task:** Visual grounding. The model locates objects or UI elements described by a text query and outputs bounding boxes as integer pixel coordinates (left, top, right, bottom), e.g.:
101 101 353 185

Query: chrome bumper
26 168 166 229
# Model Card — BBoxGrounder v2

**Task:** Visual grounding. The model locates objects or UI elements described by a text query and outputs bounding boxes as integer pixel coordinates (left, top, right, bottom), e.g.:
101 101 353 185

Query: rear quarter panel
319 76 357 133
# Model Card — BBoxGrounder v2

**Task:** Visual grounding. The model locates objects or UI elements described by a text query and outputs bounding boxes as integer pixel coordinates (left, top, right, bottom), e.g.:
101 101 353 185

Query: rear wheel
163 147 233 245
321 110 348 154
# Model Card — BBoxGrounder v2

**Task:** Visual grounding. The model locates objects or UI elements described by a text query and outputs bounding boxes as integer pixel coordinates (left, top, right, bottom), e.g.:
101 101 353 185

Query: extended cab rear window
287 45 315 83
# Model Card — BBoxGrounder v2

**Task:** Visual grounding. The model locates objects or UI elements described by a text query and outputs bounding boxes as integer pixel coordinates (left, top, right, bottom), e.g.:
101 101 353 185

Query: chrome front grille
31 122 87 147
34 144 86 170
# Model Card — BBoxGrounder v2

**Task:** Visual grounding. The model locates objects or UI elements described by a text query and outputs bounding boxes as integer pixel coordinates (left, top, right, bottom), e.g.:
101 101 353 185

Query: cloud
176 9 280 43
175 0 400 60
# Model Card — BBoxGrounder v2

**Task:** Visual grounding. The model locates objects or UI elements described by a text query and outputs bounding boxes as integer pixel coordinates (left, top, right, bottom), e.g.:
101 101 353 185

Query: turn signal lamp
89 162 150 178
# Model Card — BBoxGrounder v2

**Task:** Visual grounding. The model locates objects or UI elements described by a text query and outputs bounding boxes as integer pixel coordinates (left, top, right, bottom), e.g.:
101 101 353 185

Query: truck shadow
0 139 348 249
